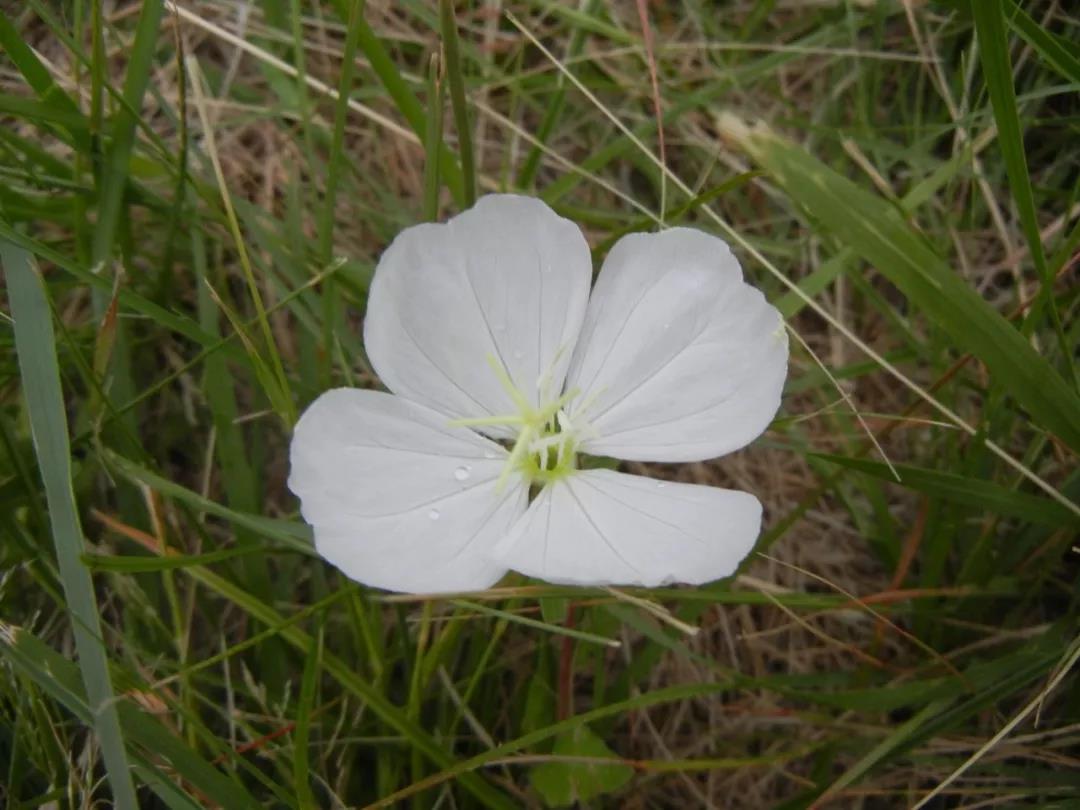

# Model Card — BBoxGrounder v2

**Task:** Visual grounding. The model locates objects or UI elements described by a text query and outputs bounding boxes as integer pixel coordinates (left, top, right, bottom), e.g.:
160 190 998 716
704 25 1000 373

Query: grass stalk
3 242 138 809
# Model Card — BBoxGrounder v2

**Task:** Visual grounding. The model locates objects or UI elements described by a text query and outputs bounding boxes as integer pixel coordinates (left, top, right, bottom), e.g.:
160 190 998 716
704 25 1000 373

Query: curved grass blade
3 241 138 809
813 453 1080 527
733 127 1080 455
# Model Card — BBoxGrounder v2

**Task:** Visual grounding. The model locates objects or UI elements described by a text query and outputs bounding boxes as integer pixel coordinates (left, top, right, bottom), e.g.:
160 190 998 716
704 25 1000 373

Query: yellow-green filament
449 356 585 491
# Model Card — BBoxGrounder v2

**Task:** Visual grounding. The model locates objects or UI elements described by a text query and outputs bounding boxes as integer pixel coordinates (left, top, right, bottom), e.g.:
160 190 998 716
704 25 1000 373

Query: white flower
289 195 788 593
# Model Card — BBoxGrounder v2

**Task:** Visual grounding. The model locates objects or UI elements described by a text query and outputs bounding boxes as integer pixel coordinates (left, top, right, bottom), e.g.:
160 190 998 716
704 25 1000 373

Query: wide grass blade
731 125 1080 455
3 241 138 809
813 454 1080 527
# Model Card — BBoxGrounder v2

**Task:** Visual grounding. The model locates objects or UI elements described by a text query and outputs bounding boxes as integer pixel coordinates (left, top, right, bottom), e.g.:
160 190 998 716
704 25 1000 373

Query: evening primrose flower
289 195 787 593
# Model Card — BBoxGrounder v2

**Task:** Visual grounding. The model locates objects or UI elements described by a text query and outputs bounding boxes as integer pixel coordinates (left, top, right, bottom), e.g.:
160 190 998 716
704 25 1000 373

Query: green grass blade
0 11 91 150
1003 0 1080 84
439 0 475 205
0 624 262 809
515 1 595 189
82 547 256 573
452 600 620 648
0 93 90 130
187 57 296 426
540 26 835 205
812 699 951 806
315 0 363 387
22 0 180 169
172 565 517 809
424 54 445 221
733 126 1080 454
317 0 364 265
328 0 465 205
90 0 165 266
972 1 1074 384
2 241 138 809
192 227 276 610
812 454 1080 527
0 222 245 356
591 173 758 257
103 449 313 553
370 682 735 807
293 615 324 810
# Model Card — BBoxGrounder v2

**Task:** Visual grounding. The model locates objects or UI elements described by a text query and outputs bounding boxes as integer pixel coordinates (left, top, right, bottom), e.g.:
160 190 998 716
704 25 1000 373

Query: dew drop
454 465 471 482
483 450 497 460
656 482 667 489
428 509 441 521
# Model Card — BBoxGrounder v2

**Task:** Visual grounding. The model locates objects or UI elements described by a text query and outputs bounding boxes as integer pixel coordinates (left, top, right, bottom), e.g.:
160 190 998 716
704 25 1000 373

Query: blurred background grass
2 1 1079 807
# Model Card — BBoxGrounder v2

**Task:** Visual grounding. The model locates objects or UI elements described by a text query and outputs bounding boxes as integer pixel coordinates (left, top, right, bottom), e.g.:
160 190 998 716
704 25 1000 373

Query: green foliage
3 244 138 808
813 453 1080 527
530 726 634 807
732 124 1080 456
1 2 1077 808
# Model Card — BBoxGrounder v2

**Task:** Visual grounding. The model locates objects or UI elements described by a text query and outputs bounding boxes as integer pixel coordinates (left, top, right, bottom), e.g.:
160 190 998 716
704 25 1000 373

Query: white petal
565 228 788 461
494 469 761 587
288 388 528 593
364 195 591 434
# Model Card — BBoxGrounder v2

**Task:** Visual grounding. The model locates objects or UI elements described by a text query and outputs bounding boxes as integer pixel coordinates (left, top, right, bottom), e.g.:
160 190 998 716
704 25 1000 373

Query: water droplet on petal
454 465 470 481
656 482 667 489
428 509 441 521
483 450 497 460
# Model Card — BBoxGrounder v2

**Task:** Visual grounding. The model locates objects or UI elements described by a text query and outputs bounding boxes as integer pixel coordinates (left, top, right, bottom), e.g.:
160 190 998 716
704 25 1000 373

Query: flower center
514 405 579 487
450 355 583 489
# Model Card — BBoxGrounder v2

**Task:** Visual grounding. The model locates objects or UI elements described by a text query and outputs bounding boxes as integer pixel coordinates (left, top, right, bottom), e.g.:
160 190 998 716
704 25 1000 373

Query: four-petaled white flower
289 195 788 593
